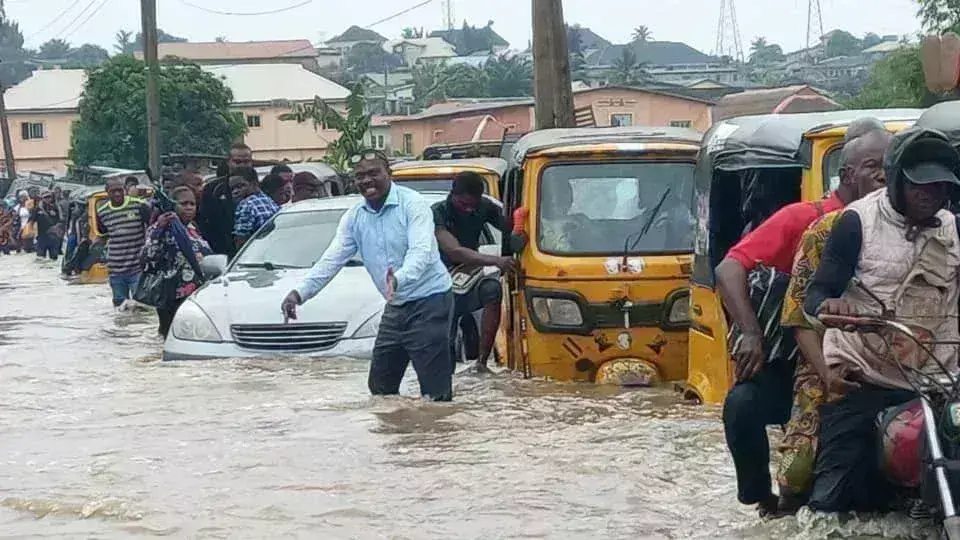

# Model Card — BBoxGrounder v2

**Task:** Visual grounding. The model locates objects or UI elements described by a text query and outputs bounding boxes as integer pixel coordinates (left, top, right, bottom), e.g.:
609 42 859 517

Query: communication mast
442 0 455 30
714 0 744 62
806 0 824 53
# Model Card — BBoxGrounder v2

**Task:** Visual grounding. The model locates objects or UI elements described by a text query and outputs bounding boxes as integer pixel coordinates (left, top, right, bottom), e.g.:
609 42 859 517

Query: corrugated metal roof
133 40 316 61
5 64 349 111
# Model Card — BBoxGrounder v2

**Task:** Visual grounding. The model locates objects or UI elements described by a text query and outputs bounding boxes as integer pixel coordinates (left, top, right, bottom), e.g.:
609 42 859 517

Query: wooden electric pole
532 0 575 130
0 85 16 198
141 0 161 177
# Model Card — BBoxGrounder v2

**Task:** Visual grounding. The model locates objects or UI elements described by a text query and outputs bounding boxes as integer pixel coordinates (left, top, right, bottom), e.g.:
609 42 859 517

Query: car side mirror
509 232 528 254
201 254 229 280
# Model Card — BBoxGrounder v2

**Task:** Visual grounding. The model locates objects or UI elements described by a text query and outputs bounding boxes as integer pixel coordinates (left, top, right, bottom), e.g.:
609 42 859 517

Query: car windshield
395 177 489 193
538 162 696 255
234 209 352 269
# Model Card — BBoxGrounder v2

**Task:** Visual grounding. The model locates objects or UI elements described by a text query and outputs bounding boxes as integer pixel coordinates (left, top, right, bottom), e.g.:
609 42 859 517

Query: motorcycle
819 311 960 539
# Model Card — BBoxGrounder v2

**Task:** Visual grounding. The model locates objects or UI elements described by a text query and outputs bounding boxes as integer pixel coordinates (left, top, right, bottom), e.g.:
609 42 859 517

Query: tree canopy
611 48 650 85
69 55 245 169
344 42 403 74
917 0 960 33
410 55 533 107
280 84 370 173
632 26 652 43
748 37 785 65
825 30 862 58
0 16 33 87
847 46 927 108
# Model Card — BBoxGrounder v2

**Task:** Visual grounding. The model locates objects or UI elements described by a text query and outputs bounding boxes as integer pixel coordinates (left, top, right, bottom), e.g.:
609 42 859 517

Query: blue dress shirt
296 183 452 306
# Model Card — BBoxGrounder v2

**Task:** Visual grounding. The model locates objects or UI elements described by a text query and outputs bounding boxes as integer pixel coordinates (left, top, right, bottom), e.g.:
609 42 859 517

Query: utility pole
0 85 16 198
140 0 161 177
532 0 574 130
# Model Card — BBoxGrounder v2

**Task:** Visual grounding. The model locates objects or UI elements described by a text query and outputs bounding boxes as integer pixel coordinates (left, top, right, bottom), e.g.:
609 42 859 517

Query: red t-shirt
725 191 844 274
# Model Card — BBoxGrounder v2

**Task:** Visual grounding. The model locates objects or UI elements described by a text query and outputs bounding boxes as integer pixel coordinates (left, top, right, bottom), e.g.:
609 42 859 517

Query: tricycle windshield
537 161 696 256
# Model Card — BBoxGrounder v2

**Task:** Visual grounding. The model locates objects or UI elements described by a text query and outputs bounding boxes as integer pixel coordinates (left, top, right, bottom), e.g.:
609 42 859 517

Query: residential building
134 39 323 72
585 41 743 85
713 85 840 121
388 86 714 156
567 25 612 55
384 37 457 66
360 72 416 115
325 26 386 52
429 26 510 55
367 115 404 153
0 63 350 173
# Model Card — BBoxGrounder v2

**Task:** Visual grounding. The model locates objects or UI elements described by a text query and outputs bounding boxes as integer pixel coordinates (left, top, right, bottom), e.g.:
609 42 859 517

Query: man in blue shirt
231 165 280 250
281 150 455 401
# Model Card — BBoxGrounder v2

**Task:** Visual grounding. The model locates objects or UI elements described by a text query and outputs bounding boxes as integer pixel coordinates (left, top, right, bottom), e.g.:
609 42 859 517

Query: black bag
726 264 798 366
133 272 175 308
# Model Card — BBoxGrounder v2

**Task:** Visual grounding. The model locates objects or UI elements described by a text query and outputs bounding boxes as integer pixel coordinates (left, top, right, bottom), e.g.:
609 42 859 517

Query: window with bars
670 120 692 128
21 122 44 140
246 115 262 128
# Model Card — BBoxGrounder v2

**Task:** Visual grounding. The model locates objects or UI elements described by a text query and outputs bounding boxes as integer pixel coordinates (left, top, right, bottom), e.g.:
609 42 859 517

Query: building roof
385 37 457 59
393 98 535 122
326 25 386 44
445 54 494 68
577 84 716 105
5 64 349 112
429 27 509 54
431 114 513 145
586 41 716 67
568 25 611 51
863 40 904 54
4 69 85 111
204 64 350 103
370 115 407 127
133 40 316 61
713 85 841 121
814 55 868 68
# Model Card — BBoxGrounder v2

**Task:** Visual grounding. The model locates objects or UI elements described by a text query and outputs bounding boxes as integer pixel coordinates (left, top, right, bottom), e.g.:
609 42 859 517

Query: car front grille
231 322 348 352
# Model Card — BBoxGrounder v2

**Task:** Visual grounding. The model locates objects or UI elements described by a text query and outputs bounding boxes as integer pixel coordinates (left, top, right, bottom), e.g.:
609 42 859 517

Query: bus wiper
622 187 672 269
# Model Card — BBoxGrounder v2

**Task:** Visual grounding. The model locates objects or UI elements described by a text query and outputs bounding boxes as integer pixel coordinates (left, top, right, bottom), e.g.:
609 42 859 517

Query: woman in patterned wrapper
141 186 212 338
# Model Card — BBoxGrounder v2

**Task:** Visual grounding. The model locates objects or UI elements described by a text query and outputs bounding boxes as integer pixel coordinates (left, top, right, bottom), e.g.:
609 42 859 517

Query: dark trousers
723 361 795 504
808 384 914 512
369 290 454 401
157 298 185 339
35 234 60 260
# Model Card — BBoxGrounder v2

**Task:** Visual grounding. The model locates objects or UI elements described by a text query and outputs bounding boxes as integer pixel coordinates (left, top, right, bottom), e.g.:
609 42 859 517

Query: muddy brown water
0 255 933 538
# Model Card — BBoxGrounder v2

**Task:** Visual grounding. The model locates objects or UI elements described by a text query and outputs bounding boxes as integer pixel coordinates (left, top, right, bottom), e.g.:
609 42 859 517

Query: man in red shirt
716 122 891 517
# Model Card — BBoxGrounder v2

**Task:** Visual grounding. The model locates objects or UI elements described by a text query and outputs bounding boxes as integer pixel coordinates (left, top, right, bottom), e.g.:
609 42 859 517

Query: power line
367 0 434 28
40 0 98 42
24 0 85 40
62 0 114 41
175 0 314 16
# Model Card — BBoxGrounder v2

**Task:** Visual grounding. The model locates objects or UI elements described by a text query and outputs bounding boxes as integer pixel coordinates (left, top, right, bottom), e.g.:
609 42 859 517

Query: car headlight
667 294 691 323
352 311 382 339
532 297 584 326
171 300 223 342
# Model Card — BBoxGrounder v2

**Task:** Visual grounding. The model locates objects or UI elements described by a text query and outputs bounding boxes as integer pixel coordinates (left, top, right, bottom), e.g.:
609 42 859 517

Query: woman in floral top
141 186 212 338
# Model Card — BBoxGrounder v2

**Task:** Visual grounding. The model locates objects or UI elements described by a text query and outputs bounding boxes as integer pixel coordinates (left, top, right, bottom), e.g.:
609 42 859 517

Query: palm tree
114 30 134 55
632 26 652 43
611 48 649 85
484 55 533 97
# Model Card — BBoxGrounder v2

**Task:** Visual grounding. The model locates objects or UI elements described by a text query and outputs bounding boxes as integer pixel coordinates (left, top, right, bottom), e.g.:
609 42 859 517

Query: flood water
0 255 934 539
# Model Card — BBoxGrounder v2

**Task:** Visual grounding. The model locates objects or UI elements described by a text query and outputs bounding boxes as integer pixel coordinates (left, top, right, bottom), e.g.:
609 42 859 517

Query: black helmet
883 126 960 214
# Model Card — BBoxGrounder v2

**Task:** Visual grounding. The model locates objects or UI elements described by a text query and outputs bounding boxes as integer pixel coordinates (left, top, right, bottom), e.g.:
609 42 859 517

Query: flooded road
0 255 926 539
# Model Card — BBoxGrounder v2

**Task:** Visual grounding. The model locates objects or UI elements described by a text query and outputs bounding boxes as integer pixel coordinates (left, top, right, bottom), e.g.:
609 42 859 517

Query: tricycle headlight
171 300 223 343
668 294 690 323
532 297 584 326
352 311 382 339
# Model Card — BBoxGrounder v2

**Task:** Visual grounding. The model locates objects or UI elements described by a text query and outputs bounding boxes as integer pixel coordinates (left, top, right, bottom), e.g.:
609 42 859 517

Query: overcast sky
7 0 923 56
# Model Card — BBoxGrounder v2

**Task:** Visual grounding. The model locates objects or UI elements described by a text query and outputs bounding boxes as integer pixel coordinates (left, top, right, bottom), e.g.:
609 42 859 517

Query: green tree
848 46 926 108
632 25 652 42
444 64 486 98
411 62 448 107
401 27 423 39
917 0 960 33
484 55 533 97
862 32 883 48
130 28 188 52
567 25 587 81
825 30 862 57
748 37 785 65
37 38 71 60
69 55 244 169
68 44 109 67
611 48 649 85
280 84 371 173
0 16 33 87
114 30 134 55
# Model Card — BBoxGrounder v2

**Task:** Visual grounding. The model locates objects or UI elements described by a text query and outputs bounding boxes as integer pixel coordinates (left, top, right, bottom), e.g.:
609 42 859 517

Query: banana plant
280 83 371 173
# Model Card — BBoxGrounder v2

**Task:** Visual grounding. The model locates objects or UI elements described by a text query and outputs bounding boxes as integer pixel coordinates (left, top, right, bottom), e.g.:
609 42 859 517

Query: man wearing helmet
803 127 960 512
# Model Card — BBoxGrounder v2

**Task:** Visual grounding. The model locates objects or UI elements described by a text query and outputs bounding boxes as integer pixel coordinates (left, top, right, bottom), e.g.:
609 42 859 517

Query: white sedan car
162 193 501 361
